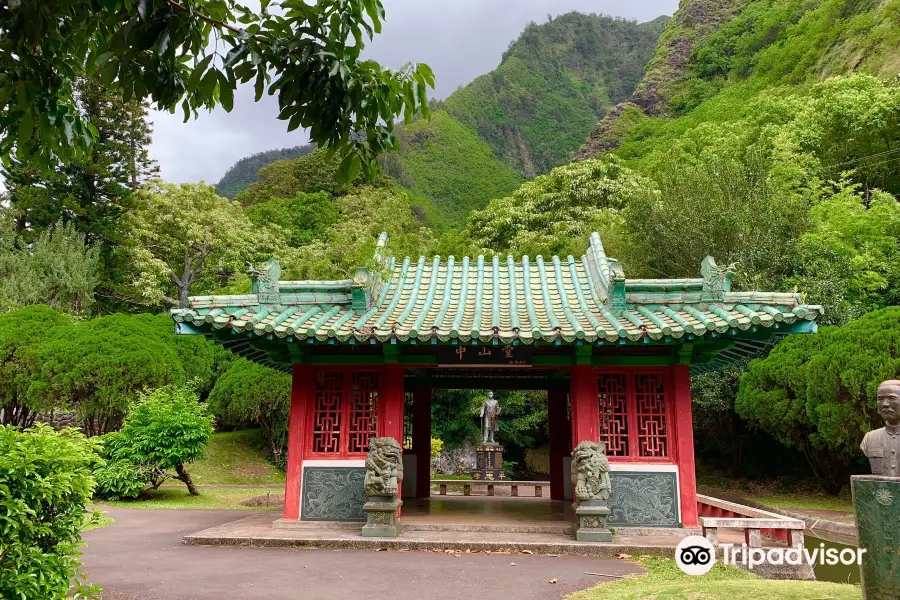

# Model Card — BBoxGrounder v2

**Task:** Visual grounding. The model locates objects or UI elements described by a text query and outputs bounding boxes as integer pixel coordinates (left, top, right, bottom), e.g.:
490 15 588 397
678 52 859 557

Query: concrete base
574 500 613 543
362 497 403 538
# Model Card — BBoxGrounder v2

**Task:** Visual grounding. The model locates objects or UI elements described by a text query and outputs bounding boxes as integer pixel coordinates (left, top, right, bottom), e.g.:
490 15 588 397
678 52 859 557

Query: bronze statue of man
480 391 501 444
860 379 900 477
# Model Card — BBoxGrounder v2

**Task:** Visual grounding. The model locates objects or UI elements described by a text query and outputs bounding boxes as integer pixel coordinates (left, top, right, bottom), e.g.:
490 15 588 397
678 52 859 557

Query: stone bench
434 480 550 498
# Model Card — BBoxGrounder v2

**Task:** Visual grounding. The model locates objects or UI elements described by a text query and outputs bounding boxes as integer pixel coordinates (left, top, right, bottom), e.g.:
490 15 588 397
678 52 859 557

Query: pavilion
172 232 820 531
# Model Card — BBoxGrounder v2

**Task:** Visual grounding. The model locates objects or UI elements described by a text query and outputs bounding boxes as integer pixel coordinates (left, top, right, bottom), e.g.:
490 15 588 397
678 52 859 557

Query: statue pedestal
573 500 613 542
362 497 403 537
472 443 506 481
852 475 900 599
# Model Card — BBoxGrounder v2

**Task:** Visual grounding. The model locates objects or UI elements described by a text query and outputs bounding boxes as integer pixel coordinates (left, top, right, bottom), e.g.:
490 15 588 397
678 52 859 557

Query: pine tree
3 76 158 310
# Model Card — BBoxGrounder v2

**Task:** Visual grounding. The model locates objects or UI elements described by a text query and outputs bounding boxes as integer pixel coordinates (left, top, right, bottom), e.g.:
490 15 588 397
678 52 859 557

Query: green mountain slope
215 145 315 198
443 12 667 177
580 0 900 159
379 111 523 229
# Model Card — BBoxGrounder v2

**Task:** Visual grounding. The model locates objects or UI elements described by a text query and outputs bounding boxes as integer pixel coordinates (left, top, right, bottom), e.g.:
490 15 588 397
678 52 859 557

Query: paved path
82 507 642 600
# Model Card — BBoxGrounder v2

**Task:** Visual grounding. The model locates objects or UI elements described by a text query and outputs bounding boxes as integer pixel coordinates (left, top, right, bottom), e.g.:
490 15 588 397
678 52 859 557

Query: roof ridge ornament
701 256 737 302
249 258 281 304
604 258 627 315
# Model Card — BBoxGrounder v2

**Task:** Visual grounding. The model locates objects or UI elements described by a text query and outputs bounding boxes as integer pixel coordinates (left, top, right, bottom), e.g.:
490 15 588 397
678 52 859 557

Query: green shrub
108 385 214 496
207 359 291 467
0 424 100 599
430 438 444 459
92 458 149 501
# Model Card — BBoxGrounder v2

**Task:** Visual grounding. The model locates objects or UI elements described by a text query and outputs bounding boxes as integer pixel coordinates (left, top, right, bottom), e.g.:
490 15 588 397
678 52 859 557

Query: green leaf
186 55 214 94
100 60 118 85
218 71 234 112
17 108 34 145
336 153 360 184
254 70 265 102
199 69 218 101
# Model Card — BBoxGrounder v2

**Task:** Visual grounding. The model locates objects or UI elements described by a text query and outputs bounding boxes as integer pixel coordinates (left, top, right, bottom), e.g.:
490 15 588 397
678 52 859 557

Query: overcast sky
149 0 679 184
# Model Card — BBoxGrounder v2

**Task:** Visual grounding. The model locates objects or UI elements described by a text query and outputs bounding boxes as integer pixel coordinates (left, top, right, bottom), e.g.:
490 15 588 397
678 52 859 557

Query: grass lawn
169 429 285 487
568 557 860 600
749 492 853 513
83 510 116 531
102 486 282 510
698 474 854 515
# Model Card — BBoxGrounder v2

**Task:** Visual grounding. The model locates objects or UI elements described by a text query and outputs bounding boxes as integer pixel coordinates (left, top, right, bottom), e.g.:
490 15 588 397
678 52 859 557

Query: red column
673 364 699 527
412 387 432 498
380 363 406 442
380 363 406 509
548 387 569 501
283 364 312 520
569 364 600 446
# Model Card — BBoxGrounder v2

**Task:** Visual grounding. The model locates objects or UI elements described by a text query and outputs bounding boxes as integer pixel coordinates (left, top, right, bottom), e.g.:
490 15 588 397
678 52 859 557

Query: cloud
148 0 679 184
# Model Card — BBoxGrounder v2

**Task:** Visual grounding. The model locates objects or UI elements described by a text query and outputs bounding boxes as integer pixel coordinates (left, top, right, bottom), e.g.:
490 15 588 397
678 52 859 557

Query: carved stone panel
301 467 367 521
608 471 678 527
852 475 900 599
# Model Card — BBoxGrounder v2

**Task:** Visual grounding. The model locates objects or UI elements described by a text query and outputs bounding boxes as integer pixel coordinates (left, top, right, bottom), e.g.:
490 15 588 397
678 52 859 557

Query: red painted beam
283 364 312 520
673 365 699 528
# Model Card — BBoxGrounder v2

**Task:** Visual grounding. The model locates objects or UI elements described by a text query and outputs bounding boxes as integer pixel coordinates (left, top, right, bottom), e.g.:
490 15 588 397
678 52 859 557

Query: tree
280 185 431 280
621 151 812 288
4 77 157 242
106 385 214 495
788 186 900 325
691 362 752 477
245 192 340 248
216 144 315 198
0 306 71 427
0 424 100 600
465 157 644 258
236 148 369 207
0 0 433 182
737 308 900 494
124 181 261 307
29 314 193 435
207 359 291 466
0 219 101 314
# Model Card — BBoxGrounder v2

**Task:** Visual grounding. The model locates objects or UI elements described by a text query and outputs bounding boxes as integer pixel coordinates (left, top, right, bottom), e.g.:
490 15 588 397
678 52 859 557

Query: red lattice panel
348 371 379 454
635 373 669 458
312 370 343 454
598 373 630 457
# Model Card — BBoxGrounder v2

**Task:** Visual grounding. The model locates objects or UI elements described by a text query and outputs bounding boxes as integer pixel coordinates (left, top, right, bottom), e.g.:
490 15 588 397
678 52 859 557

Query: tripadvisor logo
675 536 716 575
675 534 868 576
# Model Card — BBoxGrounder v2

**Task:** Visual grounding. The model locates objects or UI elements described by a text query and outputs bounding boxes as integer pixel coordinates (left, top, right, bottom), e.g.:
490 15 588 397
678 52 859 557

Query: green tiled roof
173 233 820 362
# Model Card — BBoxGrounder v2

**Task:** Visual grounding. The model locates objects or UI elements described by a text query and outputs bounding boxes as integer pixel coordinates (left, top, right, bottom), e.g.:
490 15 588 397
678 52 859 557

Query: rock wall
35 411 82 431
577 0 747 159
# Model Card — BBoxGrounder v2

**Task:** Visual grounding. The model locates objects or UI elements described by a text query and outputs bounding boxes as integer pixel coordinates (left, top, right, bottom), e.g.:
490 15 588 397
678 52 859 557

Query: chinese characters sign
437 345 533 366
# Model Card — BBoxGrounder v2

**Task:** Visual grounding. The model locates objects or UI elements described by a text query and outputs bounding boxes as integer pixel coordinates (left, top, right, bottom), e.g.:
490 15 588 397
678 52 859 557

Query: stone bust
480 391 501 444
860 380 900 478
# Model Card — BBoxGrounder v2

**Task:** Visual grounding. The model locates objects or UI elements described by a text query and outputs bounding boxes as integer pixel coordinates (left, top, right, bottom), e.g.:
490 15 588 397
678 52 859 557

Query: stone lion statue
571 440 611 502
364 437 404 498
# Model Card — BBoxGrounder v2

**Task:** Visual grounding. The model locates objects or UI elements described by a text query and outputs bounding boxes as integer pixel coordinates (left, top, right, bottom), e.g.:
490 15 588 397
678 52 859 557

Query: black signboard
436 345 533 366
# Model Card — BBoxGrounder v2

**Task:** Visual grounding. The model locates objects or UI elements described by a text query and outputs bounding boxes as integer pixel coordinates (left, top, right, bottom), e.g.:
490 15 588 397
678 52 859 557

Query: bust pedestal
472 443 506 481
362 496 403 537
852 475 900 599
573 499 613 542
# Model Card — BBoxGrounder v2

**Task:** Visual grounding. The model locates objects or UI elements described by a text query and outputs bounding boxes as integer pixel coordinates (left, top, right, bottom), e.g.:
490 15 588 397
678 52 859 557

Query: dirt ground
82 507 642 600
